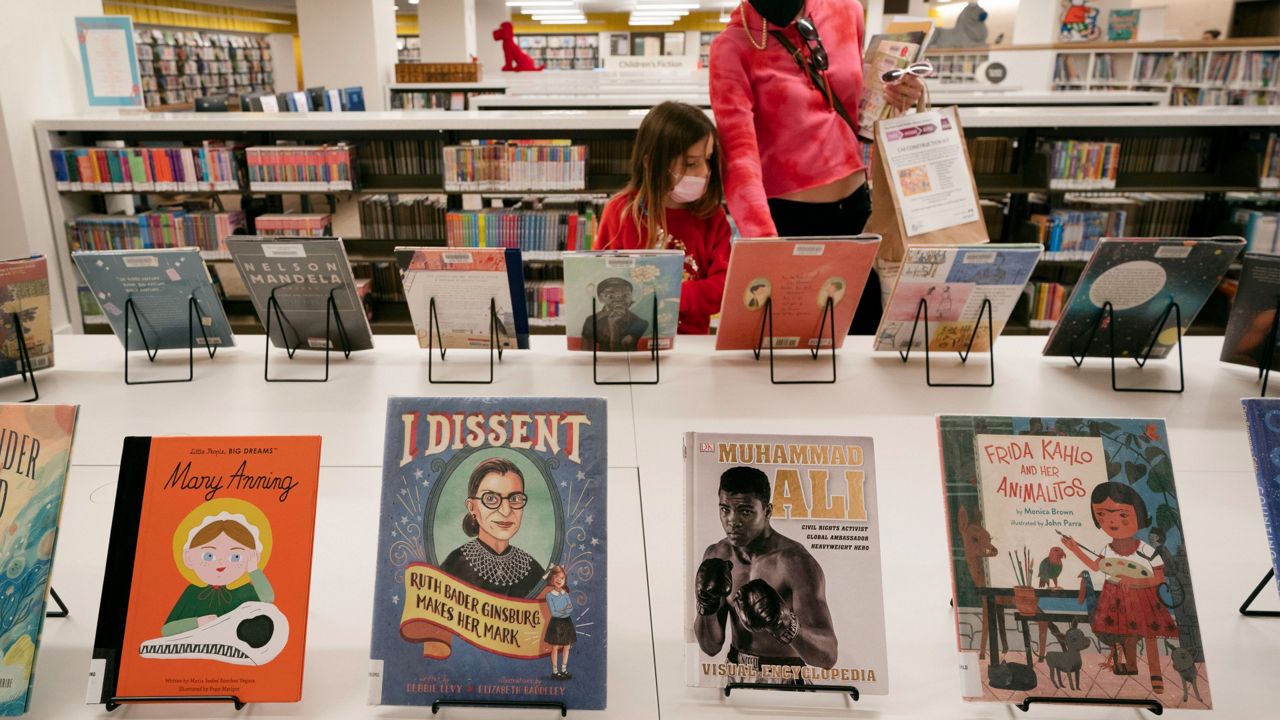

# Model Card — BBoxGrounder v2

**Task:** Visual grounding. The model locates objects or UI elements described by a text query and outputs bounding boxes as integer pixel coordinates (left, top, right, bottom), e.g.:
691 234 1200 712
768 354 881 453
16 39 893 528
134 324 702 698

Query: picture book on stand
715 236 880 351
684 432 888 693
225 236 374 352
396 247 530 350
73 247 235 351
0 403 78 715
1220 253 1280 370
0 256 55 378
563 250 682 352
1042 237 1243 359
88 436 322 705
938 415 1211 709
370 397 607 710
1240 399 1280 600
874 244 1042 353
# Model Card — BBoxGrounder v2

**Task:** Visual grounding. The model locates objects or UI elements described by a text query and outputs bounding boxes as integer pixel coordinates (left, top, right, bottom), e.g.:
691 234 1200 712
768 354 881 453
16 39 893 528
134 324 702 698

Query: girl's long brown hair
623 101 724 249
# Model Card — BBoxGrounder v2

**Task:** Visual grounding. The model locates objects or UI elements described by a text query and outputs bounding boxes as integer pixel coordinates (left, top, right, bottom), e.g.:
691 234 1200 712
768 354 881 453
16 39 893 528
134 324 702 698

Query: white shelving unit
1052 43 1280 105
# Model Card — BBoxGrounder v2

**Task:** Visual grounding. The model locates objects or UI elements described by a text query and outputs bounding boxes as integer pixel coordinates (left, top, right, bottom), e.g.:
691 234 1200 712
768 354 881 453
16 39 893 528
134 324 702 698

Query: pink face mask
668 173 707 204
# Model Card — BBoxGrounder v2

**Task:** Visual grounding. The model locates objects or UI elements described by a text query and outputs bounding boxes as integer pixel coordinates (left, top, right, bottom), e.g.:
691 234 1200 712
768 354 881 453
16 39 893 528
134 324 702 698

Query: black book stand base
1016 697 1163 715
427 297 505 385
432 699 566 716
723 682 859 702
107 696 245 712
263 289 353 383
123 296 218 385
591 295 660 386
1257 298 1280 397
753 297 838 385
46 587 68 618
897 297 995 387
1240 567 1280 617
1 312 39 402
1070 300 1184 394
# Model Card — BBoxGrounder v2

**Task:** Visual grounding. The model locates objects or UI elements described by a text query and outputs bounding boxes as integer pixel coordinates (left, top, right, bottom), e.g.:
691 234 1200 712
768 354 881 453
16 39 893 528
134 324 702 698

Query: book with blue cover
0 403 79 715
1240 398 1280 600
72 248 235 351
369 397 608 709
563 250 683 352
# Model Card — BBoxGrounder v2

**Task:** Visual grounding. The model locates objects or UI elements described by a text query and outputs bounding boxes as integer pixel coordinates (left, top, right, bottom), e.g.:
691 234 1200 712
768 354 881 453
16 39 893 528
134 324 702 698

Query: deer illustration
958 506 1009 659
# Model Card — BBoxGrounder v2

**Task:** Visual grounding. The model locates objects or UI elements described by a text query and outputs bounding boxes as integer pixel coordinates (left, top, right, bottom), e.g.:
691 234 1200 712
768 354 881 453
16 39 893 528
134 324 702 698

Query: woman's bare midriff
774 170 866 203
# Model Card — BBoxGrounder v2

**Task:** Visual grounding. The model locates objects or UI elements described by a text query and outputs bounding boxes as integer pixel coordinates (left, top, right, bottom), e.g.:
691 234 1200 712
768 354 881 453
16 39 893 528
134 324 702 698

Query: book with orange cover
87 436 322 705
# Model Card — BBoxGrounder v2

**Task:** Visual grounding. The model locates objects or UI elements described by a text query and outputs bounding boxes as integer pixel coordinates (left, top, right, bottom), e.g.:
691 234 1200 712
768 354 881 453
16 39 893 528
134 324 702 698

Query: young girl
593 101 731 334
1061 482 1179 694
542 565 576 680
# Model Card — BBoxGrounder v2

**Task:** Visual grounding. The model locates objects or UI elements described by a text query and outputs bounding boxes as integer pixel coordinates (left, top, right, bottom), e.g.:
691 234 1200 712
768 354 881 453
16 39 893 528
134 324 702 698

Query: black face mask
748 0 804 28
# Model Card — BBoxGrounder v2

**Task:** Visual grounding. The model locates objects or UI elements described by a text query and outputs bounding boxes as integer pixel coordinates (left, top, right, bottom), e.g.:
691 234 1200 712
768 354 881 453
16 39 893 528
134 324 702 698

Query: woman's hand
884 74 925 112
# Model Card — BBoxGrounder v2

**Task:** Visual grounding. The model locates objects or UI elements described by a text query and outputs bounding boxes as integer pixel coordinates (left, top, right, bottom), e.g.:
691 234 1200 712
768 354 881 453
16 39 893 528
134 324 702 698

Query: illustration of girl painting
163 511 274 636
543 565 576 680
1061 482 1178 694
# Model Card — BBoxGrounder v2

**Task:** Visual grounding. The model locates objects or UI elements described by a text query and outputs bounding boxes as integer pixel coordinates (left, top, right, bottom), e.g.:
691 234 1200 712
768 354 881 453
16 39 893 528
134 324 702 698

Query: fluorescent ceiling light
532 13 587 19
631 12 687 18
408 0 419 5
542 19 588 24
632 3 699 8
507 1 576 6
631 9 688 15
629 20 676 25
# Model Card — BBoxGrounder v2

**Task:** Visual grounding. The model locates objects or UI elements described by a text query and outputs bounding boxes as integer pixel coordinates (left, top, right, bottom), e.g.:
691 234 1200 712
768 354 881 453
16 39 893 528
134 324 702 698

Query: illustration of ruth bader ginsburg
138 504 291 666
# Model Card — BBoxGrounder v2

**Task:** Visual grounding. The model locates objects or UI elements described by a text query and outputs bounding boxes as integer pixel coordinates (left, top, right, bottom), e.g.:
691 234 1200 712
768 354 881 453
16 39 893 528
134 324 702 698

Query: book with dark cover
1220 253 1280 369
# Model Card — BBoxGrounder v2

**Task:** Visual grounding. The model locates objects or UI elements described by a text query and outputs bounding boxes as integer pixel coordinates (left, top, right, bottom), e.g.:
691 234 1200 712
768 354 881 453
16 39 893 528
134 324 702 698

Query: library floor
24 335 1280 718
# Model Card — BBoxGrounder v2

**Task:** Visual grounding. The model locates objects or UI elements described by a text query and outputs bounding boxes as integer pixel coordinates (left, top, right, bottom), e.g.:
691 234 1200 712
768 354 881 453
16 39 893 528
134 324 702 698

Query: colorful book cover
72 248 235 351
0 256 55 378
715 236 881 351
1107 9 1141 41
1240 399 1280 601
938 415 1211 709
874 244 1042 352
1220 253 1280 369
0 404 78 715
857 33 923 143
370 397 607 709
88 436 322 705
563 250 682 352
684 432 887 692
225 236 375 352
1042 237 1243 359
396 247 530 350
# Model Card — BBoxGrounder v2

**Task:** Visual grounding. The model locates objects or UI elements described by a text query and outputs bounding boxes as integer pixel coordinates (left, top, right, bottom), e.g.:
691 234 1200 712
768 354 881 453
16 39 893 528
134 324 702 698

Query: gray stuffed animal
932 3 990 49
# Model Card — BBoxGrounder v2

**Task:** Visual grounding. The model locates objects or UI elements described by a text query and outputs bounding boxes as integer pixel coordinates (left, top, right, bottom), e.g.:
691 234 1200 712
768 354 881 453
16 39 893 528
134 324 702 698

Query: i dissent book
1220 253 1280 369
938 415 1210 709
1240 399 1280 600
684 432 887 693
225 236 374 352
370 397 607 709
73 248 235 351
1042 237 1243 359
874 244 1042 353
0 256 55 377
396 248 530 350
563 250 682 352
88 436 322 705
715 236 880 351
0 404 78 715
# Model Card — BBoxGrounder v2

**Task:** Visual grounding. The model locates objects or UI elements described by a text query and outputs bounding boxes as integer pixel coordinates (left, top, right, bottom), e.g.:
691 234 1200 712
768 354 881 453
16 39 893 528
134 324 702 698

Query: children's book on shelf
714 235 880 351
442 141 586 192
48 142 242 193
225 236 375 352
253 214 331 237
395 247 530 350
67 209 246 253
0 256 55 377
1233 207 1279 254
73 247 236 351
1041 237 1244 359
874 244 1042 353
1241 398 1280 600
1049 141 1120 191
563 250 682 352
370 397 607 709
88 435 322 705
938 415 1211 709
1220 253 1280 369
245 145 355 192
0 403 78 715
684 432 887 693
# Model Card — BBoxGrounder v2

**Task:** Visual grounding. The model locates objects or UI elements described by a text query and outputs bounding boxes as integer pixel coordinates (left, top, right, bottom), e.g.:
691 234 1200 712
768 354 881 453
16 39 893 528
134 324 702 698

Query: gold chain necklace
740 1 768 50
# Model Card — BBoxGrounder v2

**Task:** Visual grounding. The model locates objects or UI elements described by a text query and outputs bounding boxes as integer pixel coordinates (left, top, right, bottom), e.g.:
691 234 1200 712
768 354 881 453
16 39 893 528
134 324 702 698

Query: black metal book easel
263 288 352 382
1240 567 1280 617
2 312 39 401
426 297 505 384
753 297 838 384
897 297 995 387
723 682 859 702
1257 298 1280 396
591 296 659 385
432 699 566 716
1016 697 1163 715
123 296 217 385
1070 300 1184 394
46 588 68 618
107 695 245 712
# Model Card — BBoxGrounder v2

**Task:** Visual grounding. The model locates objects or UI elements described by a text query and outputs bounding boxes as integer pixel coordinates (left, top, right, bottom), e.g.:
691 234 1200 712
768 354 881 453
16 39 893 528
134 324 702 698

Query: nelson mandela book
370 397 607 709
684 432 888 693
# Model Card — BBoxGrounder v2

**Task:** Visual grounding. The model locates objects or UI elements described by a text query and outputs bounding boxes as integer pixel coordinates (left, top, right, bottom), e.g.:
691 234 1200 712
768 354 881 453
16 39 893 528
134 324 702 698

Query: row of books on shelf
387 90 486 111
1235 207 1280 254
362 138 445 177
48 143 242 192
444 208 597 252
1170 87 1277 106
358 194 447 240
525 261 564 323
1048 140 1120 190
443 142 587 192
1027 281 1069 327
1028 193 1206 252
967 136 1016 175
244 145 357 191
255 213 332 237
65 210 247 253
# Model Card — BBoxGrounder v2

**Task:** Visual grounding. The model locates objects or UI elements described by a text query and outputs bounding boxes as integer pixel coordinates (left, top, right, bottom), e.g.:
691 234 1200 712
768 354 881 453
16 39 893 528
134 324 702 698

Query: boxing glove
695 558 733 615
730 578 800 644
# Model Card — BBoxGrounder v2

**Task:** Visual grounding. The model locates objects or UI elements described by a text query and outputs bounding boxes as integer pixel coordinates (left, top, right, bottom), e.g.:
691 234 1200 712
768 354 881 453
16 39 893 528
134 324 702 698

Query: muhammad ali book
396 248 530 350
1041 237 1243 359
715 236 880 351
683 432 888 693
0 257 55 378
370 397 607 709
1241 399 1280 601
0 404 78 715
87 436 322 705
225 237 374 352
938 416 1211 708
563 250 683 352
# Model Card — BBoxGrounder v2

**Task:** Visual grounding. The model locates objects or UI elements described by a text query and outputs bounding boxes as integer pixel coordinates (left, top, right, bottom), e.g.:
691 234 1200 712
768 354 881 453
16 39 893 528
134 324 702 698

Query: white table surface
19 334 1280 718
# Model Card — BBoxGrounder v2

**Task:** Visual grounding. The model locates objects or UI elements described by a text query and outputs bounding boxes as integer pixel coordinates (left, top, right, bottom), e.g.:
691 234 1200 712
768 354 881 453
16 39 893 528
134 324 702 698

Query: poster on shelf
74 16 143 108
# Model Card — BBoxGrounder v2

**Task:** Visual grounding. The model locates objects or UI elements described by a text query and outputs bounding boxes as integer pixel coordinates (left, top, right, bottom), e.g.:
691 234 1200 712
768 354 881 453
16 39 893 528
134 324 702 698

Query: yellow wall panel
101 0 297 34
